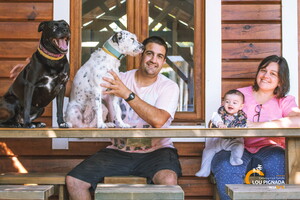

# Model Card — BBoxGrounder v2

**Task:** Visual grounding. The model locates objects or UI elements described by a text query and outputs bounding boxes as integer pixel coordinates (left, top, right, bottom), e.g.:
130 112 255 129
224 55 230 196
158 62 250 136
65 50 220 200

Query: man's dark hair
224 89 245 103
253 55 290 98
142 36 168 57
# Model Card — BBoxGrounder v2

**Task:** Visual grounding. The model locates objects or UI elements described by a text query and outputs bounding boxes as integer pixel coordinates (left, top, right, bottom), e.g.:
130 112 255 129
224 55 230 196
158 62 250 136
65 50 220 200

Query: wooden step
95 184 184 200
0 185 54 200
226 184 300 200
0 172 66 184
0 173 66 200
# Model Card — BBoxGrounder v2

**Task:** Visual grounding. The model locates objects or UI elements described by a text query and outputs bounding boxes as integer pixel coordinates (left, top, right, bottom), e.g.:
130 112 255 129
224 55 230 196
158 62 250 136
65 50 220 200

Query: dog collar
102 41 125 60
38 44 65 61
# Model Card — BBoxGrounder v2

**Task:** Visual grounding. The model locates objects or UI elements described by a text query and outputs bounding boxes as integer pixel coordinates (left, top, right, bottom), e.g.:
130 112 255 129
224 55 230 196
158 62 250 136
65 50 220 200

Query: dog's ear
38 21 47 32
112 32 122 45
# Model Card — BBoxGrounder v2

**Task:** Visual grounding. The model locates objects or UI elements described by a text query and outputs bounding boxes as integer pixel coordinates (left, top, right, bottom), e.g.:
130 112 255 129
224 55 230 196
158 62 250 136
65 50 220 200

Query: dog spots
65 30 142 128
39 76 54 92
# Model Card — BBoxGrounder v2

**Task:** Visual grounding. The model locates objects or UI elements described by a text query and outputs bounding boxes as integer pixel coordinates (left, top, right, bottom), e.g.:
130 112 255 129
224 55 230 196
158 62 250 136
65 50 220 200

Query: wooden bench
95 184 184 200
0 185 54 200
226 184 300 200
0 173 66 200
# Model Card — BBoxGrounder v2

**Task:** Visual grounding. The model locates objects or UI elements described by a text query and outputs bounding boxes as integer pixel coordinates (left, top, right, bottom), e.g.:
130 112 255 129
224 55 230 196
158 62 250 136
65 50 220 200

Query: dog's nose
62 28 69 33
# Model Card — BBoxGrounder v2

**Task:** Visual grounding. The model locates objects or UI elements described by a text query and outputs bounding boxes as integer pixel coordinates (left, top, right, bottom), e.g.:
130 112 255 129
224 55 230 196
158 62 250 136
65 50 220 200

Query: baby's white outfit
195 112 245 177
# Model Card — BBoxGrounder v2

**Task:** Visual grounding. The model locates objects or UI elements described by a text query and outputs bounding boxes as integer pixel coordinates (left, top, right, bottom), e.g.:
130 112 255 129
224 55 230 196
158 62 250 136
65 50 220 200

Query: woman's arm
248 107 300 128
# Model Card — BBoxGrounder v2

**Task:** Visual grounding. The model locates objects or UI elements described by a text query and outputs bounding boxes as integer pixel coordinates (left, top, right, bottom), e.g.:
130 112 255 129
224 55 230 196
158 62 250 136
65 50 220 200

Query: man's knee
66 175 91 190
152 169 178 185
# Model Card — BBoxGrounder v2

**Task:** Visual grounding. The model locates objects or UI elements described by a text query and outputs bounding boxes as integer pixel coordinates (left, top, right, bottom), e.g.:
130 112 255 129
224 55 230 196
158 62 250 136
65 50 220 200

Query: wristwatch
125 92 135 102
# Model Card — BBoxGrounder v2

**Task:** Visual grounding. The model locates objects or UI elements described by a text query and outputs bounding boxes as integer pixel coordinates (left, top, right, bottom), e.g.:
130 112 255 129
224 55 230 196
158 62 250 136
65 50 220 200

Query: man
65 36 181 200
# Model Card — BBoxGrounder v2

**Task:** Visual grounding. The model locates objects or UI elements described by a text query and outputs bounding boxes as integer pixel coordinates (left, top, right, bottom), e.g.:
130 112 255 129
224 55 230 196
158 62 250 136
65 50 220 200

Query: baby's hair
224 89 245 103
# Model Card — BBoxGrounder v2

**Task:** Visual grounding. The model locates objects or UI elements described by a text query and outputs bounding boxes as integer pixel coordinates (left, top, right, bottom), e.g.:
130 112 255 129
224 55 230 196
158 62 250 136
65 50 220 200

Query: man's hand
101 70 132 100
10 57 30 80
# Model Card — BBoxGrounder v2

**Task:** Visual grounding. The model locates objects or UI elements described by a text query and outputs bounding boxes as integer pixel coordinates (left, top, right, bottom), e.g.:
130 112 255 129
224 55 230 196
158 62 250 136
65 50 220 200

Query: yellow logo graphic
244 169 265 184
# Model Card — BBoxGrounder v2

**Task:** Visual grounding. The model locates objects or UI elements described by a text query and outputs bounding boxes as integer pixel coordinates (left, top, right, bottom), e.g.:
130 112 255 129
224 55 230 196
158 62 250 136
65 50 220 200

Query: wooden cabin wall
221 0 282 97
0 0 53 126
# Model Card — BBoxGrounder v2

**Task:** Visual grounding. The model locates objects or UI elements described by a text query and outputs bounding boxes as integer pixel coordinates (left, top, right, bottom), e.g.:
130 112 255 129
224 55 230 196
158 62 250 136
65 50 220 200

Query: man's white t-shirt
106 69 179 153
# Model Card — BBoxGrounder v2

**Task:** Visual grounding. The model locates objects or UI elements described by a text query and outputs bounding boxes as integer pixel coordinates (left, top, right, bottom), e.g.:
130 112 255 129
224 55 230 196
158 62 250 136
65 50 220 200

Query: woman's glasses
253 104 262 122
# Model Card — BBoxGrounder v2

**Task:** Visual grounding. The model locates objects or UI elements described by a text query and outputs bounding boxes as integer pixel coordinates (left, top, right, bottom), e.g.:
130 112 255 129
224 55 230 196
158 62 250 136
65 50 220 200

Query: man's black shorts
67 148 182 190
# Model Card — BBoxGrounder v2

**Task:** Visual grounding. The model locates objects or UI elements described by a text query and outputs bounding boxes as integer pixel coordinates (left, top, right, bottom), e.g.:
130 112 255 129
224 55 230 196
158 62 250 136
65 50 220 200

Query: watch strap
125 92 135 102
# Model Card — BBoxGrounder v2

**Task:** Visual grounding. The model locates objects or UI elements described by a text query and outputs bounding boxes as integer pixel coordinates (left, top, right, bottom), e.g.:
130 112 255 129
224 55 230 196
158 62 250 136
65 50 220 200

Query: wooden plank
222 24 281 40
180 157 201 176
222 5 281 21
0 157 82 173
226 184 300 199
0 185 54 200
0 22 41 39
287 138 300 184
0 3 52 21
0 140 202 156
95 184 184 200
0 60 29 78
179 177 213 197
104 176 147 184
0 128 300 138
174 142 204 156
222 61 259 79
0 139 110 156
222 79 254 97
0 172 66 184
0 41 38 59
222 42 281 59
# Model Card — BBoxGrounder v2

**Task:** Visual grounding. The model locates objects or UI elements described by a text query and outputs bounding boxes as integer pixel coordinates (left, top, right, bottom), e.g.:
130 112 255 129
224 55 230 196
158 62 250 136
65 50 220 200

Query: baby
195 89 247 177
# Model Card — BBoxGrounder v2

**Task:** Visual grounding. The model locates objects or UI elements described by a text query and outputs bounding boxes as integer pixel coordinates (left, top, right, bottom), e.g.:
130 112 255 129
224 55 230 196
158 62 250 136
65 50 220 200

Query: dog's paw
36 122 46 128
97 123 108 129
29 122 46 128
24 123 36 128
105 122 116 128
118 122 131 128
64 122 73 128
58 122 69 128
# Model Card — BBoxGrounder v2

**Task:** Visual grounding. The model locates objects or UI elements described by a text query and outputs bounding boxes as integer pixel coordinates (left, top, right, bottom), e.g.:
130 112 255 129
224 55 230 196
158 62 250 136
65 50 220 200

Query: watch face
126 92 135 101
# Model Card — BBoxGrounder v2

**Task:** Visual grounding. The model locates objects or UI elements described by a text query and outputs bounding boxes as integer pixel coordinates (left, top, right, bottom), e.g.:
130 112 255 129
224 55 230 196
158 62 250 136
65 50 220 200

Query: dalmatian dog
64 30 144 128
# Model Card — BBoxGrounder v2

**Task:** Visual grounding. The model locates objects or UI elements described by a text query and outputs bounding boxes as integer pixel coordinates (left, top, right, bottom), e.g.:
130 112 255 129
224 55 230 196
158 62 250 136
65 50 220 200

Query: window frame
69 0 205 123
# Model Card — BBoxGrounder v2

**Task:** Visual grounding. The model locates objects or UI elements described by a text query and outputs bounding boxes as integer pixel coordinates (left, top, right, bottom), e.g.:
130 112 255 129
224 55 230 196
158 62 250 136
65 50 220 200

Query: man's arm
101 71 171 128
10 57 30 80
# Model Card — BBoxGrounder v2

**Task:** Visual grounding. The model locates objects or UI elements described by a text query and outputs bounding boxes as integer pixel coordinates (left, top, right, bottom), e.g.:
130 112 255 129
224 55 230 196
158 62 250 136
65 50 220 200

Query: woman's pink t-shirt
238 86 297 153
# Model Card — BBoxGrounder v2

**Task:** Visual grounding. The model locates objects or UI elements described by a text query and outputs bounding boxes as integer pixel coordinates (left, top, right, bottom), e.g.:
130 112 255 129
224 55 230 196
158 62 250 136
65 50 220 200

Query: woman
211 55 300 200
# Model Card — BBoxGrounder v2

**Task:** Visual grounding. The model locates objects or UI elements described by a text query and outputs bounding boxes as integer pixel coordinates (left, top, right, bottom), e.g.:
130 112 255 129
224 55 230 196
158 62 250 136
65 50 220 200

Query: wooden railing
0 127 300 138
0 127 299 184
